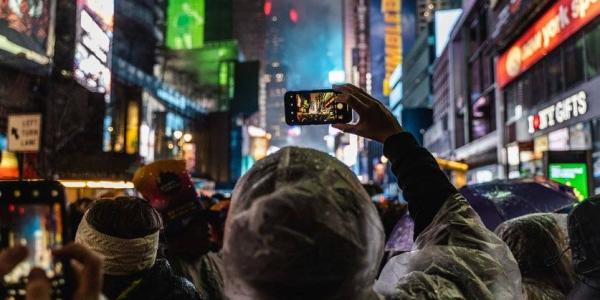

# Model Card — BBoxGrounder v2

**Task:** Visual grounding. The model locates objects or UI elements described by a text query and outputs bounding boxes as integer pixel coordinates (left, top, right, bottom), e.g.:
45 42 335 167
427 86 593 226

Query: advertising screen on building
497 0 600 88
369 0 387 101
435 9 462 57
0 0 54 66
166 0 204 49
549 162 589 201
74 0 113 94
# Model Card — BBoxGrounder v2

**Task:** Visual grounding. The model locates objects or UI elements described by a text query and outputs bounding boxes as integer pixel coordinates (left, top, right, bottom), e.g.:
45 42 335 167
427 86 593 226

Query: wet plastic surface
495 213 575 299
223 147 384 300
376 194 523 300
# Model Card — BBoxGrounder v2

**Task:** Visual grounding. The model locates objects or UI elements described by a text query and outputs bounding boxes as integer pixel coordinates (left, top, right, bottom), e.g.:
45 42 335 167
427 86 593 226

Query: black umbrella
459 177 578 230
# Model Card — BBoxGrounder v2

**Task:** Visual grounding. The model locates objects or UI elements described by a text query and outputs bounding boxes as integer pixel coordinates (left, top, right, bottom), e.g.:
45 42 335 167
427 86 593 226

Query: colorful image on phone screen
295 92 338 123
1 203 64 284
286 90 351 125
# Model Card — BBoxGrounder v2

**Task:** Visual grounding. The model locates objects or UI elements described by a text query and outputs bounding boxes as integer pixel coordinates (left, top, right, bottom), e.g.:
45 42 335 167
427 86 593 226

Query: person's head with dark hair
567 195 600 299
76 196 162 275
569 196 600 277
85 196 162 239
494 213 574 298
76 196 200 300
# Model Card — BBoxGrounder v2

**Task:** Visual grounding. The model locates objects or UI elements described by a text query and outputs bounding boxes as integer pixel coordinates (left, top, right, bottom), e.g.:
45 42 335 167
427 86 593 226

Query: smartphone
0 181 73 300
285 89 352 125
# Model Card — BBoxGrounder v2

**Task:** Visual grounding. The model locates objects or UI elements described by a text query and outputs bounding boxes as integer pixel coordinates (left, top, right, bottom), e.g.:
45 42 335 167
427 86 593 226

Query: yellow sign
382 0 402 96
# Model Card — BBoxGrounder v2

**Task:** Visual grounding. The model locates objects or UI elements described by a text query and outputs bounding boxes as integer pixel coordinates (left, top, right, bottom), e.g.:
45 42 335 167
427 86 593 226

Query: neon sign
527 91 588 133
382 0 401 96
497 0 600 88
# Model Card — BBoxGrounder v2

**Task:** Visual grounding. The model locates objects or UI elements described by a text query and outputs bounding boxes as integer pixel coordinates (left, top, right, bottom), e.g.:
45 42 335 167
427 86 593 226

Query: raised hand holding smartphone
331 84 403 143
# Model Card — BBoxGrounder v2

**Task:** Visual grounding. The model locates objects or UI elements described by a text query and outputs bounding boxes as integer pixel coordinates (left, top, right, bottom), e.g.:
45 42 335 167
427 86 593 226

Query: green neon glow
166 0 205 49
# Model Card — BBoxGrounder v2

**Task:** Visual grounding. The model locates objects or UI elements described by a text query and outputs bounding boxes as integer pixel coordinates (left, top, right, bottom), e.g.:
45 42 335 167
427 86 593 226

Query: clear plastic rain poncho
375 194 524 299
223 147 385 300
494 213 574 300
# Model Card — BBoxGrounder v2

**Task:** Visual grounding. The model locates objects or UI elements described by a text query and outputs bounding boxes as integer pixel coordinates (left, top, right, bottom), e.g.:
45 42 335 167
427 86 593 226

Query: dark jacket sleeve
383 132 458 238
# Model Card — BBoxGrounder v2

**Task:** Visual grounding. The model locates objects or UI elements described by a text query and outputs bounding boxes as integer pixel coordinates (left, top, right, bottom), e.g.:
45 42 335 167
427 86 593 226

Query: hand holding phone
0 181 73 300
332 84 404 143
0 243 102 300
285 89 353 125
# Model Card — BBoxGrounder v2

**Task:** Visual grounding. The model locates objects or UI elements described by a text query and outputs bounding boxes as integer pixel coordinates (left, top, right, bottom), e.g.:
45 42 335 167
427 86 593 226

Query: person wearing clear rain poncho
567 195 600 300
222 83 522 299
495 213 575 300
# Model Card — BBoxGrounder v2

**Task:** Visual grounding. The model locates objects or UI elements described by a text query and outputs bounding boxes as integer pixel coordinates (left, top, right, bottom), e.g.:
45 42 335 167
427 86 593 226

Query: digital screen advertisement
0 0 54 65
74 0 113 94
549 163 590 201
166 0 204 49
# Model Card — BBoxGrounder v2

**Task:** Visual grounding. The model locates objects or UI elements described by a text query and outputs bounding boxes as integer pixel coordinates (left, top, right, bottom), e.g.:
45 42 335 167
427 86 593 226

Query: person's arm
383 132 457 237
333 84 457 238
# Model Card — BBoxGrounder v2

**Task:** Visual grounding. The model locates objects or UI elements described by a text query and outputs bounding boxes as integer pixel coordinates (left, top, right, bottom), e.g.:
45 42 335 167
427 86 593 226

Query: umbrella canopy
459 178 578 230
384 211 414 252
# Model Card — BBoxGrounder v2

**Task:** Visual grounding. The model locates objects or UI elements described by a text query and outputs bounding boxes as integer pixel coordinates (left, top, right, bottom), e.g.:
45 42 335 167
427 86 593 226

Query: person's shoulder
414 193 501 251
168 275 203 300
151 259 204 300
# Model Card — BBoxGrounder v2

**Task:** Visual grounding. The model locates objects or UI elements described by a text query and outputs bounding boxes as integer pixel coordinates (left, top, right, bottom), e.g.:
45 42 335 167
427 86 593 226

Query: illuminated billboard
434 9 462 57
74 0 113 93
166 0 204 49
497 0 600 88
549 163 589 201
381 0 401 97
0 0 54 65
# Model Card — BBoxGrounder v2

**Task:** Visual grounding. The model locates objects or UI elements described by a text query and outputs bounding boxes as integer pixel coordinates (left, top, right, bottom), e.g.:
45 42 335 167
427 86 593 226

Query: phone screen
1 203 64 285
286 90 351 125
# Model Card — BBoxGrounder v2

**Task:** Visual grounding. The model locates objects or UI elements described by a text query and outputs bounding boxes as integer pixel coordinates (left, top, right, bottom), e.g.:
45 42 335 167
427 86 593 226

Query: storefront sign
497 0 600 88
527 91 588 133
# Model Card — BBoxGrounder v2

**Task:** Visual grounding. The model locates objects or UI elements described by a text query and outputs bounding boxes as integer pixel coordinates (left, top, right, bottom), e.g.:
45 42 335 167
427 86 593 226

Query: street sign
7 114 42 152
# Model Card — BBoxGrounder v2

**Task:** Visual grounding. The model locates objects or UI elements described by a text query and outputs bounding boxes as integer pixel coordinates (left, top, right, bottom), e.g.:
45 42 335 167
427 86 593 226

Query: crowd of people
1 83 600 299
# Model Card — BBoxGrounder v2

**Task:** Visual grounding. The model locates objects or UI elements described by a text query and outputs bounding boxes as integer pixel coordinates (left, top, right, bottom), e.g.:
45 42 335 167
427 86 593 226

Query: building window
563 33 585 88
527 63 546 108
471 92 496 139
469 57 481 99
504 84 518 122
545 50 564 99
586 21 600 79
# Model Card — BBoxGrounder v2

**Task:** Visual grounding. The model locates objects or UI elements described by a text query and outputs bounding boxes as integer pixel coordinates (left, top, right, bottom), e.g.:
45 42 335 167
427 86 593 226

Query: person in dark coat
133 160 225 300
75 196 201 300
102 258 200 300
568 195 600 299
